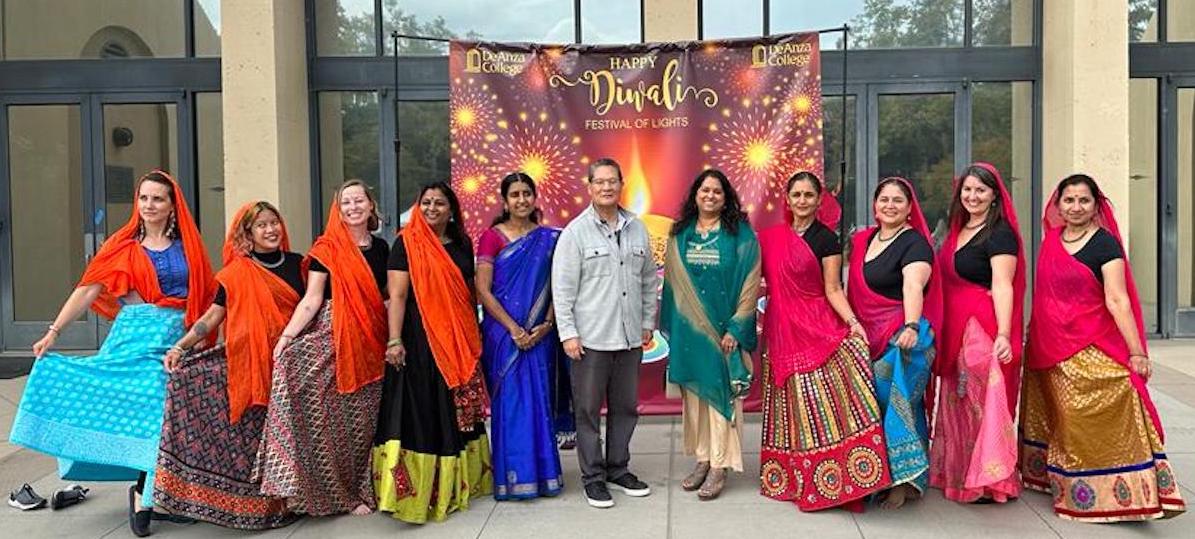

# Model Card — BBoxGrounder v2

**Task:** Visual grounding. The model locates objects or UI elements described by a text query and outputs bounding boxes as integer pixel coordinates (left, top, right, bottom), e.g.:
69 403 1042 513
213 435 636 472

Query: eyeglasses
590 179 622 187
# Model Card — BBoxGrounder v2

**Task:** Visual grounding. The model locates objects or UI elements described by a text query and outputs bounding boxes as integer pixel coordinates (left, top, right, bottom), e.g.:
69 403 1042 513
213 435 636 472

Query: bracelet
387 338 402 348
1129 353 1149 360
846 317 859 326
47 324 61 335
281 334 296 340
169 345 187 355
902 322 919 332
997 332 1011 339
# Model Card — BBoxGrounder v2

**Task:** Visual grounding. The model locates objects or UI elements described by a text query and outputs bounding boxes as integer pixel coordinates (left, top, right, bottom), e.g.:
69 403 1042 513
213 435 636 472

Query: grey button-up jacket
552 204 660 351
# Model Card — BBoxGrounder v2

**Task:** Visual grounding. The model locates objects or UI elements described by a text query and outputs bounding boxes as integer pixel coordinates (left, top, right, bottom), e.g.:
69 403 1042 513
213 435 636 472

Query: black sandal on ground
128 485 152 537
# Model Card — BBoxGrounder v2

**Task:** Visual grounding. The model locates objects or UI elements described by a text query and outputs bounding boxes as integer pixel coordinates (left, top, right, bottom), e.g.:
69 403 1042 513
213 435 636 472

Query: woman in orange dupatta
1020 174 1185 522
257 180 389 517
374 181 492 523
153 201 302 531
8 170 215 536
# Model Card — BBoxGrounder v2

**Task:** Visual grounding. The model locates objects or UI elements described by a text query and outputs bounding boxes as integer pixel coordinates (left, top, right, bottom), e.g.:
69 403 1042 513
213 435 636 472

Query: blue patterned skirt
9 303 184 508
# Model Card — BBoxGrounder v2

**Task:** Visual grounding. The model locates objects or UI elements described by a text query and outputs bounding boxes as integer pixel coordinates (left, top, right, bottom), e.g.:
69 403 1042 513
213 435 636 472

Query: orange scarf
401 206 481 388
306 203 386 393
216 203 302 422
78 170 216 342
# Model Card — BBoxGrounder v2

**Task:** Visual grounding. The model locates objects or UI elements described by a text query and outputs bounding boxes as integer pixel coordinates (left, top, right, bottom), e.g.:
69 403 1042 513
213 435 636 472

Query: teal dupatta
661 220 761 421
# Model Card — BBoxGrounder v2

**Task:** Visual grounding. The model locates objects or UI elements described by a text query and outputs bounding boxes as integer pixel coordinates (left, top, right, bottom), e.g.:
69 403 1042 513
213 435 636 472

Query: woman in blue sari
476 172 564 500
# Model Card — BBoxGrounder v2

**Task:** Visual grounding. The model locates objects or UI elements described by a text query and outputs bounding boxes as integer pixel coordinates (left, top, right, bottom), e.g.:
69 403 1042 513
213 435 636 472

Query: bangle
902 322 919 331
846 317 859 326
281 334 296 341
170 345 187 355
47 324 61 335
387 338 402 347
997 332 1011 339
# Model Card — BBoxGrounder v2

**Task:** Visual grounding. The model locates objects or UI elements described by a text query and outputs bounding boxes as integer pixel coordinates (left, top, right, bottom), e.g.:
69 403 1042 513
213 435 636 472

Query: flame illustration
621 137 652 215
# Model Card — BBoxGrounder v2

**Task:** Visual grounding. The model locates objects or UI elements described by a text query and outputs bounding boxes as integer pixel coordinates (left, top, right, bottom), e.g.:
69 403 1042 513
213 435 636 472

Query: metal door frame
1162 75 1195 336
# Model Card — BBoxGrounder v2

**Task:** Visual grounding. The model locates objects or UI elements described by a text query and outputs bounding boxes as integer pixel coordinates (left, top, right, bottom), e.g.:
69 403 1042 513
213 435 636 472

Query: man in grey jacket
552 157 659 508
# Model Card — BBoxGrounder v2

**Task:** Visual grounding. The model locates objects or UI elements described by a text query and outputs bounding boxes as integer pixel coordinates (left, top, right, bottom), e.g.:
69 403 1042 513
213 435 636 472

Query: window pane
1169 0 1195 41
973 0 1034 46
387 0 574 55
0 0 185 59
1177 88 1195 322
1130 0 1159 43
971 82 1033 249
7 105 84 321
315 0 377 56
102 103 179 237
194 0 221 57
582 0 640 44
822 95 857 233
703 0 762 39
770 0 962 50
196 93 225 270
877 93 955 245
318 92 380 220
1129 79 1159 333
398 101 449 210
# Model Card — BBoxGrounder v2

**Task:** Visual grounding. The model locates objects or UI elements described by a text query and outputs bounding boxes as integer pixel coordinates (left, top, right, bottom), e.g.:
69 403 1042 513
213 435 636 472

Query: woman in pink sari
929 163 1025 503
1020 174 1185 522
759 172 891 512
846 177 943 510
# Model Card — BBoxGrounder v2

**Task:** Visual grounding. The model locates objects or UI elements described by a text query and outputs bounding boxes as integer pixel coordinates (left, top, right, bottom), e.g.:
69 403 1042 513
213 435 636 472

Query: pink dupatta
846 177 944 361
1027 181 1163 439
935 163 1026 411
759 188 845 385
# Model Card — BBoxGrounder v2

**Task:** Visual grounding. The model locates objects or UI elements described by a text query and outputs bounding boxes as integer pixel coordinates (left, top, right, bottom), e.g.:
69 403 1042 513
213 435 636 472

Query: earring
138 220 146 241
166 213 177 239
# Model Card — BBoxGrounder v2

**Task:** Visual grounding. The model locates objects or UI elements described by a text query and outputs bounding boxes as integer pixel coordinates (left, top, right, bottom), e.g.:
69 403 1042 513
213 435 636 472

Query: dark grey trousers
571 347 642 486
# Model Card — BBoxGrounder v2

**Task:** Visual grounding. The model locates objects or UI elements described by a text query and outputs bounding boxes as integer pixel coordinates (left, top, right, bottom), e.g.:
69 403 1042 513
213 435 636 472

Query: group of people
3 157 1185 536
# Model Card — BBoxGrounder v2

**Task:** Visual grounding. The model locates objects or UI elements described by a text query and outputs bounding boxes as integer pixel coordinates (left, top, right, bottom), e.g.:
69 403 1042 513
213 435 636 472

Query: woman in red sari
759 171 891 512
846 177 943 510
1020 174 1185 522
929 163 1025 503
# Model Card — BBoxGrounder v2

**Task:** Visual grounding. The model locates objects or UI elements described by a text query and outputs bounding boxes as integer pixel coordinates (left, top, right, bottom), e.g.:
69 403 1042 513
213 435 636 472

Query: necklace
791 219 814 235
1062 226 1091 244
963 220 986 230
878 226 907 242
696 219 720 239
251 252 285 269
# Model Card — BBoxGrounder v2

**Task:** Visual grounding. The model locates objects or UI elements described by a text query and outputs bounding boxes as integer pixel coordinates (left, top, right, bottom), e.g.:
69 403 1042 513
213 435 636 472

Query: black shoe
128 485 152 537
608 473 651 497
151 511 197 524
7 483 47 511
583 482 614 508
50 484 89 510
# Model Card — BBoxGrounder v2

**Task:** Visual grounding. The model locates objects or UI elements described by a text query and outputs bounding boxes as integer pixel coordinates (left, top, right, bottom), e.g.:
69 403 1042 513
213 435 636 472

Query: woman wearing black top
929 163 1027 504
259 180 390 517
846 177 941 510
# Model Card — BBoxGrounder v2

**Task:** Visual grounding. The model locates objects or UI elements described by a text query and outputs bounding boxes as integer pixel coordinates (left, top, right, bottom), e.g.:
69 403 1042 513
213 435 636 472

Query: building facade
0 0 1193 357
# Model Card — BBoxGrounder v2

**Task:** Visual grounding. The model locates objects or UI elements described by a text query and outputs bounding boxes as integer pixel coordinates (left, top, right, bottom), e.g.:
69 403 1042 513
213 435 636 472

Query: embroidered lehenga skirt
1019 345 1186 522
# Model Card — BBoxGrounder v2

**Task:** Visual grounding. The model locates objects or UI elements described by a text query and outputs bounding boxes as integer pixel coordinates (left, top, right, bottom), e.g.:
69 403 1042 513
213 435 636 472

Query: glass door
1166 78 1195 336
0 95 100 350
867 82 969 248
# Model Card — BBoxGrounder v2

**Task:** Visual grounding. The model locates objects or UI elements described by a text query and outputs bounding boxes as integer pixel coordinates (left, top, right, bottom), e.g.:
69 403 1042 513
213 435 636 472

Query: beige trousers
681 389 744 471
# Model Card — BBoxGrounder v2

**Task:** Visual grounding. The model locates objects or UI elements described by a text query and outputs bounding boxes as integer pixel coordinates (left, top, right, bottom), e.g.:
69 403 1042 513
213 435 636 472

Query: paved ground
1 341 1192 538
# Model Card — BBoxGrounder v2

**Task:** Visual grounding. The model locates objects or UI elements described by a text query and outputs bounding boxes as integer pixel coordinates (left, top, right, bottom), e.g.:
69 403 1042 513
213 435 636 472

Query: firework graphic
452 154 501 236
480 109 584 234
449 77 499 147
707 102 805 212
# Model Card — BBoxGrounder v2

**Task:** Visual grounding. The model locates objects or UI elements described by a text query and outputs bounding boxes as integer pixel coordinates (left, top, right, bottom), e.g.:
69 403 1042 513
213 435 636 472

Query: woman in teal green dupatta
662 169 761 501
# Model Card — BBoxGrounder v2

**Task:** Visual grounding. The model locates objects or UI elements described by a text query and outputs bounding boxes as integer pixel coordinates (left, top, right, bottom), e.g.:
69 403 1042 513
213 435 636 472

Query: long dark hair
786 170 823 195
490 172 543 226
671 169 746 236
1054 173 1106 207
416 181 471 249
873 176 913 202
948 165 1008 244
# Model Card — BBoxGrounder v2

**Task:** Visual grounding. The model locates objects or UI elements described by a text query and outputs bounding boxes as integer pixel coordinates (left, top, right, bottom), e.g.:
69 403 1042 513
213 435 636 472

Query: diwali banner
450 33 823 414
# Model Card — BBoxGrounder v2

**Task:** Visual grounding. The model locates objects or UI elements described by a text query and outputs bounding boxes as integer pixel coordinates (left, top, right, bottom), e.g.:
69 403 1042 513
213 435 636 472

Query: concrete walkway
1 341 1192 538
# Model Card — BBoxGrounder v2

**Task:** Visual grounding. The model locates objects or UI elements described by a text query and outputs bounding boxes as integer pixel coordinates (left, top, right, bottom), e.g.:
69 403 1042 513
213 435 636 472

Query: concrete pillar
1041 0 1130 238
643 0 697 42
220 0 313 249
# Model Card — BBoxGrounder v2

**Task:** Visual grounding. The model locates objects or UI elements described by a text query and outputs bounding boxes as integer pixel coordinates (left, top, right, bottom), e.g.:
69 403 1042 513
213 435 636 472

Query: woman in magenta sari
1020 174 1185 522
476 172 563 500
846 177 942 510
759 171 891 512
929 163 1025 503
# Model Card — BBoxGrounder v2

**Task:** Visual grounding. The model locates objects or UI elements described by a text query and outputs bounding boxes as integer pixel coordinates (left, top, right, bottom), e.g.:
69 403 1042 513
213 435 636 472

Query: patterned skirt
154 344 297 529
9 304 183 509
255 302 382 516
1019 345 1186 522
760 336 891 511
929 318 1020 503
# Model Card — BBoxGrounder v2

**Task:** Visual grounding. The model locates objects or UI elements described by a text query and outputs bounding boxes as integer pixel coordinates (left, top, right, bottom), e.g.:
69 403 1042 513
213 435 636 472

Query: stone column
643 0 697 42
220 0 313 248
